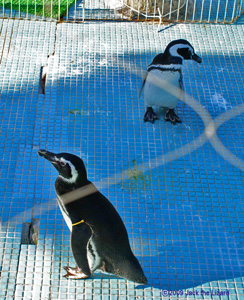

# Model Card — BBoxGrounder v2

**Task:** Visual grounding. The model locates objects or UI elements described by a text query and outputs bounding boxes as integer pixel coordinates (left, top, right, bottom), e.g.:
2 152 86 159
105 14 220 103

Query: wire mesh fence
0 0 243 22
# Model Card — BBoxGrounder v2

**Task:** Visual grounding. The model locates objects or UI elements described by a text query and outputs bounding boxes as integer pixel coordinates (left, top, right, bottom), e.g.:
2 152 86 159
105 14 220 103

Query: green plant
0 0 75 19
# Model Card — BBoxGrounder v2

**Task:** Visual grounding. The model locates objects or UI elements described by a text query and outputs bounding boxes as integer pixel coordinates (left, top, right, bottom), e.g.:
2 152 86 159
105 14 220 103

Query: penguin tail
106 255 148 284
121 257 148 284
129 263 148 284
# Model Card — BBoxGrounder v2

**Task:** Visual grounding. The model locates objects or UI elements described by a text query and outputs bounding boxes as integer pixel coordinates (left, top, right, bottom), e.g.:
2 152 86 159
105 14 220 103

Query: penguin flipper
179 71 184 91
69 222 93 277
139 71 148 98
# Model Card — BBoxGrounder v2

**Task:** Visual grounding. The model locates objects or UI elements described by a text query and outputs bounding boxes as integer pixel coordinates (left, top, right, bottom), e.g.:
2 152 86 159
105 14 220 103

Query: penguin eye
59 161 66 167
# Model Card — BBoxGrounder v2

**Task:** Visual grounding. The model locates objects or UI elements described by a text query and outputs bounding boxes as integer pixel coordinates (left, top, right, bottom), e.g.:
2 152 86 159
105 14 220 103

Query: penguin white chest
144 69 182 109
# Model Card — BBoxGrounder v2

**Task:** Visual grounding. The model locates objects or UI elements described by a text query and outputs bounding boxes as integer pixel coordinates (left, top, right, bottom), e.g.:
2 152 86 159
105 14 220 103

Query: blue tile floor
0 19 244 299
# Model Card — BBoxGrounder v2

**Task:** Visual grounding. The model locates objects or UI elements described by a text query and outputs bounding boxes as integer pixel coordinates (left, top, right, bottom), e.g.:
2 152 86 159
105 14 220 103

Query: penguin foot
63 266 89 279
165 109 182 124
143 107 158 124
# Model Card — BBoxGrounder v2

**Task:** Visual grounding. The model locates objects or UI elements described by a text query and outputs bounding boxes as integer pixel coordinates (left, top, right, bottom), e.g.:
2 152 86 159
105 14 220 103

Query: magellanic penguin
38 150 148 284
139 39 202 124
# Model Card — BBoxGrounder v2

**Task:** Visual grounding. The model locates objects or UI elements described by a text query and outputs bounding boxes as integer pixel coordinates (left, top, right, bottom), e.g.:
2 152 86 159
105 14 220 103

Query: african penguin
38 149 148 284
139 39 202 124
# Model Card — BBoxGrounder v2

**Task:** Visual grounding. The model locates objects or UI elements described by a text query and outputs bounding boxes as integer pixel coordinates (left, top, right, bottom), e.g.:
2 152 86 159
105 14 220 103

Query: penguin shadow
136 242 244 292
158 23 177 33
131 205 244 291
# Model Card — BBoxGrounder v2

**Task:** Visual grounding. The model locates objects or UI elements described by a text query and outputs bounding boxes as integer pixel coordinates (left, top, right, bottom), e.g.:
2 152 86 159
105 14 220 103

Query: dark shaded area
21 218 40 245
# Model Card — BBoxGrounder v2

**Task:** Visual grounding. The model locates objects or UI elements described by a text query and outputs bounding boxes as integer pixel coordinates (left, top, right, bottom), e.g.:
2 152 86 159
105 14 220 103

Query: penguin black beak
192 53 202 63
38 149 57 164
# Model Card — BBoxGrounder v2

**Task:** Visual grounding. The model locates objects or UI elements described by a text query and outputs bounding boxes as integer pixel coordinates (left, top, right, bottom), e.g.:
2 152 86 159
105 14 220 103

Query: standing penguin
38 150 148 284
140 39 202 124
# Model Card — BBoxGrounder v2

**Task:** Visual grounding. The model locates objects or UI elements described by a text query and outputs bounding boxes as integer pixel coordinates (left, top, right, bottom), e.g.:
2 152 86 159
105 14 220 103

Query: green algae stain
69 109 83 117
126 159 145 181
118 160 152 191
69 109 81 115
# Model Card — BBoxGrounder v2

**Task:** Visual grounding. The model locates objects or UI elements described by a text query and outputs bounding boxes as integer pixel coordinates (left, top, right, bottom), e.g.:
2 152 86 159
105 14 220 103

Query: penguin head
38 149 88 185
165 39 202 64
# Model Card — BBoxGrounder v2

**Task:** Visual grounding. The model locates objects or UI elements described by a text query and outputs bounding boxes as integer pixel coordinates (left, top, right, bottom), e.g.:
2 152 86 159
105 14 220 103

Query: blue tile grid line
0 20 244 299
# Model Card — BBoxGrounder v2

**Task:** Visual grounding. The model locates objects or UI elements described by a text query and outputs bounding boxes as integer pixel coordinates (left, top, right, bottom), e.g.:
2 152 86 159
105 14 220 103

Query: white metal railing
118 0 244 22
0 0 243 22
